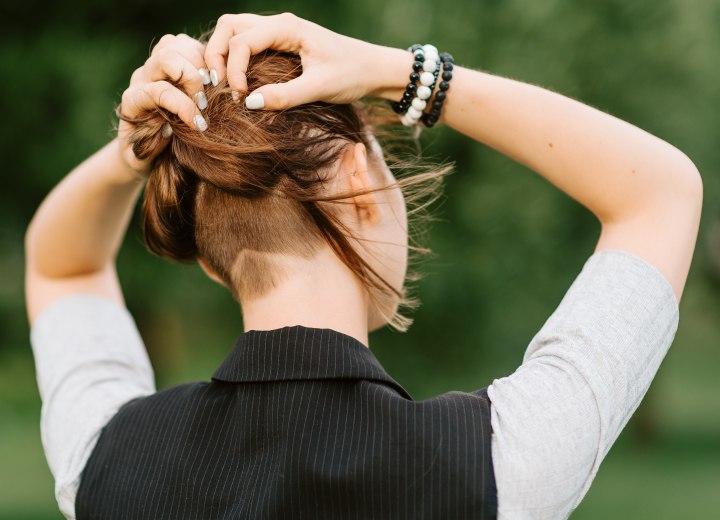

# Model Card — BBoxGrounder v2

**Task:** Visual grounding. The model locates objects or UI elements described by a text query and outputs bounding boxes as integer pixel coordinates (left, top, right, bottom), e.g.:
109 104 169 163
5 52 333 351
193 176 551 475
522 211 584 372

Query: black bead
406 83 417 92
402 91 413 100
409 72 420 82
442 70 453 81
423 114 438 127
435 90 447 101
433 99 444 108
412 61 423 72
440 52 454 63
390 102 403 114
439 81 450 91
443 62 454 71
414 53 425 62
430 108 441 116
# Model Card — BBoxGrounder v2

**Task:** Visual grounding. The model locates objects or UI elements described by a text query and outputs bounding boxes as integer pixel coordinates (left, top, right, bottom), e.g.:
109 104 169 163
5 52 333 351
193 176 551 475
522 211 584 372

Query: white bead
424 51 439 64
401 114 415 126
423 44 438 55
407 106 422 119
417 86 432 100
422 59 437 73
420 72 435 86
411 98 427 110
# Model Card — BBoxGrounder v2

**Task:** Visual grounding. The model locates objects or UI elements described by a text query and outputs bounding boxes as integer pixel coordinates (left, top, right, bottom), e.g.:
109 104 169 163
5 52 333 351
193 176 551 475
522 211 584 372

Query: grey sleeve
30 294 156 520
487 248 679 519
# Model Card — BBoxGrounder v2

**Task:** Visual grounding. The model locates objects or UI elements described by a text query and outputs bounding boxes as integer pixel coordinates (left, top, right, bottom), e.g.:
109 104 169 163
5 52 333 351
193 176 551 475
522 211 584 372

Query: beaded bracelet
421 52 454 128
390 45 430 115
401 46 440 126
390 44 423 114
390 44 453 128
399 45 439 126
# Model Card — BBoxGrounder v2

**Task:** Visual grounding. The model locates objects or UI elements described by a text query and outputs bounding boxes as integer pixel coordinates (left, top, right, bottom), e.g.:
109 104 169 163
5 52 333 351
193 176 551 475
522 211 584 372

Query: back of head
121 49 446 331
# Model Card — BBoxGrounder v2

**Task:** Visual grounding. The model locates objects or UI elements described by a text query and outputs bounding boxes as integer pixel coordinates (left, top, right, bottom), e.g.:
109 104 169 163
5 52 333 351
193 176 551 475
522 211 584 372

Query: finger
225 22 301 94
174 33 206 59
173 34 212 84
211 13 302 92
142 49 207 108
154 33 205 65
149 33 211 87
122 81 207 131
204 14 260 87
246 73 321 111
151 33 177 53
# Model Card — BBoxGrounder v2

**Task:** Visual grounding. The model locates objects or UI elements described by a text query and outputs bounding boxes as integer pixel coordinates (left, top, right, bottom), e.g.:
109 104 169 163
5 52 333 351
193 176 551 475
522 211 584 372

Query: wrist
111 138 151 185
365 45 415 101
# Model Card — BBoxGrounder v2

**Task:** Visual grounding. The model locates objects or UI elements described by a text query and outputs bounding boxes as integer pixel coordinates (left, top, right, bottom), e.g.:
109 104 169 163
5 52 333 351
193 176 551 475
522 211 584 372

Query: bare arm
204 13 702 303
25 141 144 322
25 34 208 324
392 56 702 303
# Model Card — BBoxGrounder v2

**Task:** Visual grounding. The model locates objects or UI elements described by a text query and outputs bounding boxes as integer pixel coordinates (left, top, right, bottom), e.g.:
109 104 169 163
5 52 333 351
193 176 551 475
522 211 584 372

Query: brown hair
119 49 450 331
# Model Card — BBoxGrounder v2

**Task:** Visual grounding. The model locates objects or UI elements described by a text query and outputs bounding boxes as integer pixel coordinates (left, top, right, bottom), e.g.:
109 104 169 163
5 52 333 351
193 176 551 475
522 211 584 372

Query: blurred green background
2 0 719 518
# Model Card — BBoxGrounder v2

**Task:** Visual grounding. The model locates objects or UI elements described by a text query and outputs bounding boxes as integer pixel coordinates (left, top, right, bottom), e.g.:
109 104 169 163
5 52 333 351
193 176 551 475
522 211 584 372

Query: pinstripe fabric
75 326 497 519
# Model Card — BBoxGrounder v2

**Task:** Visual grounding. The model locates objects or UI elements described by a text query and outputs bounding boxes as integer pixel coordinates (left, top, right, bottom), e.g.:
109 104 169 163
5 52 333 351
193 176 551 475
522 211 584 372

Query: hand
203 12 409 110
118 33 209 174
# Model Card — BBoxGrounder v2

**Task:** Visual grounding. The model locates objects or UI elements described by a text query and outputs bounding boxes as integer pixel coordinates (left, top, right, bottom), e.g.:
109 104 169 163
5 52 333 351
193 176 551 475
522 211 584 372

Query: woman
26 12 702 520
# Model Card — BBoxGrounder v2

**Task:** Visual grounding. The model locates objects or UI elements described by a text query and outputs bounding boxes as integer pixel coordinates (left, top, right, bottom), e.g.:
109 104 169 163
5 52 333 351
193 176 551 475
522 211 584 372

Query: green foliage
1 0 719 517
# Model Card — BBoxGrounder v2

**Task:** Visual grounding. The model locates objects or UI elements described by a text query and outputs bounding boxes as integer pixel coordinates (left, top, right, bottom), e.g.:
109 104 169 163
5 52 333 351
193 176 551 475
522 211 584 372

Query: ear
341 142 381 226
198 257 226 286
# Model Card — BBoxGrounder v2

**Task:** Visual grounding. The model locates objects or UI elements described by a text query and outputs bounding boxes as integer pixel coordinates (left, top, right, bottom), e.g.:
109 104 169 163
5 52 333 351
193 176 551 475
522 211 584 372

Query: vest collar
212 325 412 399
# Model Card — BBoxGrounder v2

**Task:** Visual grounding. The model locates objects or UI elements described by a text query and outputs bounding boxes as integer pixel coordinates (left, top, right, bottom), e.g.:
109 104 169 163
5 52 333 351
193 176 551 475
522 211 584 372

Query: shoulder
103 381 217 427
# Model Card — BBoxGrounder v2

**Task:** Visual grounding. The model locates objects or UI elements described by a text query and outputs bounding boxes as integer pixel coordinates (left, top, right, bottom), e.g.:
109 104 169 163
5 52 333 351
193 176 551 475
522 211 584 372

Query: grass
575 430 720 519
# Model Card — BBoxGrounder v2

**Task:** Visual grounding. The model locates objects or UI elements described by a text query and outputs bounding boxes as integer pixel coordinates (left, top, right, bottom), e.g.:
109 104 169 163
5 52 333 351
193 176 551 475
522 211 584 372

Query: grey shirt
30 248 679 519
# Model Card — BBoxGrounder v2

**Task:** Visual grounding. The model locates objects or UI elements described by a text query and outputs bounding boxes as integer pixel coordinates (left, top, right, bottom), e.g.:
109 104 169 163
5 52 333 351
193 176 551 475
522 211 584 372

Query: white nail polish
198 68 211 85
245 92 264 110
194 91 208 111
231 90 240 103
210 69 219 87
161 122 173 138
194 114 208 132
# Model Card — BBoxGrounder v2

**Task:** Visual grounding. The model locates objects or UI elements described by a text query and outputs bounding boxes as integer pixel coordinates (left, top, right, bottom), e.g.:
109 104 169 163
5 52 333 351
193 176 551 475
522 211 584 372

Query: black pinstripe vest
76 326 497 519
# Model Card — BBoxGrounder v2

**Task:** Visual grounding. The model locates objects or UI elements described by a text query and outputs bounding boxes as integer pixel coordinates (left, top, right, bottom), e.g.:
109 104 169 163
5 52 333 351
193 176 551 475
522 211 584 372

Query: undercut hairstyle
118 45 450 331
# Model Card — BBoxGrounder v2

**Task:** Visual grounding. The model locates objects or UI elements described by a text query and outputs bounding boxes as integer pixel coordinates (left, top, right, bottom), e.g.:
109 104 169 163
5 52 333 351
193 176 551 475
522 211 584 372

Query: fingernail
194 91 208 111
245 92 264 110
210 69 219 87
194 114 208 132
161 122 173 138
198 68 211 85
231 90 240 103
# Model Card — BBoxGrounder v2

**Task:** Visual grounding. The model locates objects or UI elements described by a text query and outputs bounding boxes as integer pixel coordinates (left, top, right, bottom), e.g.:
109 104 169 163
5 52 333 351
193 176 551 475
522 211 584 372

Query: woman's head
121 49 447 331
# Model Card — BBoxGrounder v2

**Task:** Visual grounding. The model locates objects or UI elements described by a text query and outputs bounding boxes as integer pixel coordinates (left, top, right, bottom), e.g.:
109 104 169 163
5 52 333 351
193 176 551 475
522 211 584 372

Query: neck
239 247 370 347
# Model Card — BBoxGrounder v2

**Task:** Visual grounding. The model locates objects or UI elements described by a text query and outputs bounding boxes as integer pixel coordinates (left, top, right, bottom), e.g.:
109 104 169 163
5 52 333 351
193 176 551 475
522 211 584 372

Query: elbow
599 148 703 227
670 150 703 211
